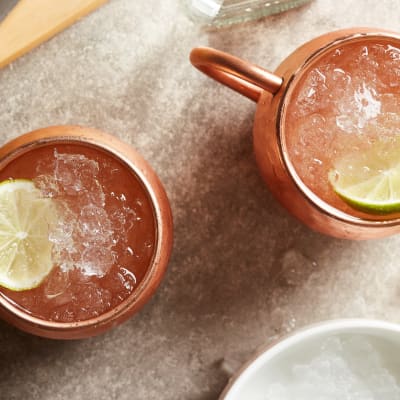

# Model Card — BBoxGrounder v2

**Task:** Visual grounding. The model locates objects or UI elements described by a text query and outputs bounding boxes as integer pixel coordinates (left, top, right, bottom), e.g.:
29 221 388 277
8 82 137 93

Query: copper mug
191 28 400 239
0 126 173 339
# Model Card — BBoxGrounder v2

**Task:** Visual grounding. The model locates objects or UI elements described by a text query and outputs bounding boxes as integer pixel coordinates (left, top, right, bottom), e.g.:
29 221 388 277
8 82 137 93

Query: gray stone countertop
1 0 400 399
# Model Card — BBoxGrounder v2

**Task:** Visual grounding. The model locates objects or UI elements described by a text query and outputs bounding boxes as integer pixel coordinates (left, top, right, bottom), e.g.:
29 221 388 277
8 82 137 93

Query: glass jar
185 0 313 27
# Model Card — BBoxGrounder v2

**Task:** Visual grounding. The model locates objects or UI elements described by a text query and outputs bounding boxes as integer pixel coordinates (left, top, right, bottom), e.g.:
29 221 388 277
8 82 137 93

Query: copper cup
191 28 400 239
0 126 173 339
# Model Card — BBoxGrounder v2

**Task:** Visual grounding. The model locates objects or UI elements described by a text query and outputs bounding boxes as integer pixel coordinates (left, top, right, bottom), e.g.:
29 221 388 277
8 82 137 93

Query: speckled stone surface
1 0 400 399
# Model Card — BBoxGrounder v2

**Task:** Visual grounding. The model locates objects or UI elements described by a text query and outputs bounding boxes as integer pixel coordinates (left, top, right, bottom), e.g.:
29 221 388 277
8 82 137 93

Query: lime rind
334 192 400 214
329 164 400 214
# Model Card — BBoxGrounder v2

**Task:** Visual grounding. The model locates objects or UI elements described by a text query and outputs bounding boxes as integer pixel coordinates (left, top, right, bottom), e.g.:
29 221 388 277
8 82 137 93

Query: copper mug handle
190 47 283 102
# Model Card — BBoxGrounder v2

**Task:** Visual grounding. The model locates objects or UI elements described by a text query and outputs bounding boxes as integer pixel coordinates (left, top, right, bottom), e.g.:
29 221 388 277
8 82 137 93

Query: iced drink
284 39 400 218
0 142 156 322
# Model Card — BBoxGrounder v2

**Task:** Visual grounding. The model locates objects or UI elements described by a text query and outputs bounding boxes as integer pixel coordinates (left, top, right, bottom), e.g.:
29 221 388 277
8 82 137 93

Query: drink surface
0 143 156 322
284 39 400 219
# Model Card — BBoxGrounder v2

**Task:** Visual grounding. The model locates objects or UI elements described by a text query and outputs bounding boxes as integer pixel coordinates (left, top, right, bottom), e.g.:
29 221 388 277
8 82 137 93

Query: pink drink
0 143 156 322
284 40 400 218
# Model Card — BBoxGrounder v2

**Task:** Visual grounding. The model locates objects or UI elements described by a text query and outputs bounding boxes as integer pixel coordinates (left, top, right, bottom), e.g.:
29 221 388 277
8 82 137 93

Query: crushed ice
265 335 400 399
288 42 400 204
34 150 131 277
294 44 400 133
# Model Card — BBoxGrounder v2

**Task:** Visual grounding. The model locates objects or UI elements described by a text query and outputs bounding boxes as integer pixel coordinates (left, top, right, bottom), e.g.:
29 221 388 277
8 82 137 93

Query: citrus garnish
0 179 57 291
329 145 400 214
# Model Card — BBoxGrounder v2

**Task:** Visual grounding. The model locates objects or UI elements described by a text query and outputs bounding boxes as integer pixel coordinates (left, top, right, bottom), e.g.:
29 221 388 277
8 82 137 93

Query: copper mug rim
0 125 173 339
190 28 400 229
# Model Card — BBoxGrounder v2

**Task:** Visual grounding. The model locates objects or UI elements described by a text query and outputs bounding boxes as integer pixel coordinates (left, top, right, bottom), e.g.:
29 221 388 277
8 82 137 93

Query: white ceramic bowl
219 319 400 399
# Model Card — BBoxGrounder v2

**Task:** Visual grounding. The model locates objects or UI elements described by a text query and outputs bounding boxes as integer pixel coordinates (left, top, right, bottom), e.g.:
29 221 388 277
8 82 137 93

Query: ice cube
49 206 74 246
78 246 115 277
336 114 357 132
53 150 103 198
54 152 83 194
43 268 70 300
79 205 113 242
34 174 59 198
296 68 329 116
353 83 381 125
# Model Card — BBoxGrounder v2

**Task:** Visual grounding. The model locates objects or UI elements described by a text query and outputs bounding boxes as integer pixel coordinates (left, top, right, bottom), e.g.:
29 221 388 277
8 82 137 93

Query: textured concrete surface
1 0 400 399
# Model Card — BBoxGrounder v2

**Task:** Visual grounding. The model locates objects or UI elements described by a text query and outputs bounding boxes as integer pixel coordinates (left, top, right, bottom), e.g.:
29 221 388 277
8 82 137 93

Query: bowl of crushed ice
219 319 400 399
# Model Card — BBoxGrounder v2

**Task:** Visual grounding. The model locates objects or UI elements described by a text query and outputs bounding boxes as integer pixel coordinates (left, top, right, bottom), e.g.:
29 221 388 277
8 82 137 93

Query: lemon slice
0 179 57 291
329 146 400 214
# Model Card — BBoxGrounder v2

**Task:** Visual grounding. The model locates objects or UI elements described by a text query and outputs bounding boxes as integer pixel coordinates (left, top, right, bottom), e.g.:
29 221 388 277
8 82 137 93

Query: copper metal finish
190 47 282 102
0 126 173 339
191 28 400 239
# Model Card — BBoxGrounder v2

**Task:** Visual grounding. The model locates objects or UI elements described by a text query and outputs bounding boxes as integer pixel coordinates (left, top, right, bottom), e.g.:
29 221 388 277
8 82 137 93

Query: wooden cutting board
0 0 109 69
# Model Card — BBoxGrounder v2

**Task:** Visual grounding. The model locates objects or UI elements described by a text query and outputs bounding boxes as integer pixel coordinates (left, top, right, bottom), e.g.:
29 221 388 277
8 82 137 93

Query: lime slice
0 179 57 291
329 146 400 214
